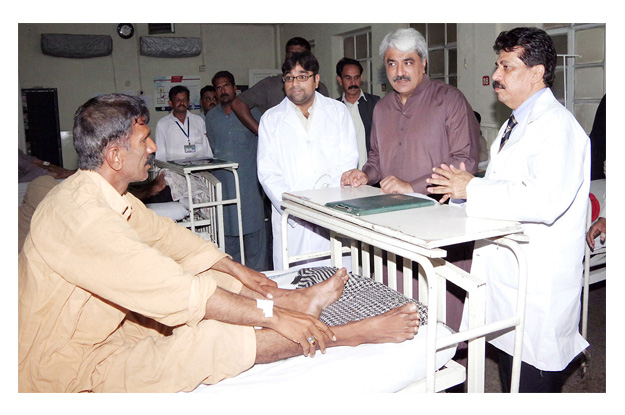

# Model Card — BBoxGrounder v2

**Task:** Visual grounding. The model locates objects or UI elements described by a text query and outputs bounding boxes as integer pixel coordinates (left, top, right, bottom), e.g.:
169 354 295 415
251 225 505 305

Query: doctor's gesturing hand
426 162 474 204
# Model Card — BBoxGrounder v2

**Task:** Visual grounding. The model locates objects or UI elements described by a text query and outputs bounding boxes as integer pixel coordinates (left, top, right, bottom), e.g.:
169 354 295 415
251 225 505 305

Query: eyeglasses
282 74 316 83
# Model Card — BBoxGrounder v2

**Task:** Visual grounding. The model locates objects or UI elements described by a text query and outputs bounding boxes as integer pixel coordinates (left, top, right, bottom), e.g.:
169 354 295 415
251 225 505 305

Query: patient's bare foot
333 303 421 346
268 268 349 317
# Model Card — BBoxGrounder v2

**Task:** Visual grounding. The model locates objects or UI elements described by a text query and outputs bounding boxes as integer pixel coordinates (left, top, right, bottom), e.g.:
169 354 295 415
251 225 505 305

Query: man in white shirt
427 27 590 393
257 51 358 270
155 85 213 161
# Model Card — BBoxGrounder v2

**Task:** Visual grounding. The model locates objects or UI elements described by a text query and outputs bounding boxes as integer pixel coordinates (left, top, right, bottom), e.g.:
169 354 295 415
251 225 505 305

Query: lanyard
175 119 191 144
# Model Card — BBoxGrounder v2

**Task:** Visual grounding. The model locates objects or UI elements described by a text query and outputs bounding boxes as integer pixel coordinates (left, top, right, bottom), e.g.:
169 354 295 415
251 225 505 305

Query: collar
289 93 317 116
80 169 134 221
341 90 366 104
169 110 189 123
393 74 431 105
511 87 548 126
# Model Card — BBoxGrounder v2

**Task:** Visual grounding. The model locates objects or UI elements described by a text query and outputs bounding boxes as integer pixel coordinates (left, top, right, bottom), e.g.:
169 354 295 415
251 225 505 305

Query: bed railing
178 171 224 247
280 211 528 393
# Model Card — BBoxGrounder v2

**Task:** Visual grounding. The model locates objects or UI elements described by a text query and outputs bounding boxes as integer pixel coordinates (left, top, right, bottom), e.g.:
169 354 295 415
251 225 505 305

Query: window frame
546 23 606 114
341 29 373 94
410 23 458 87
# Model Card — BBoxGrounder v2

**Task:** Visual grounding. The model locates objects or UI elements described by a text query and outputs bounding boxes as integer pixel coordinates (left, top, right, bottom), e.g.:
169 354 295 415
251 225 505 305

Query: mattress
191 269 457 393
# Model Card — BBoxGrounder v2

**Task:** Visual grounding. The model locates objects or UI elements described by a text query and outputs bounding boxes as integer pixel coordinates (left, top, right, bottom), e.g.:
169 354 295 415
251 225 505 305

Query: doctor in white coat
427 27 590 392
258 51 358 271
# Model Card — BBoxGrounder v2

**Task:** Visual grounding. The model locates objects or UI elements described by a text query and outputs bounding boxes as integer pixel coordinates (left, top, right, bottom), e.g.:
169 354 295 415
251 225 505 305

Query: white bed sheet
191 269 457 393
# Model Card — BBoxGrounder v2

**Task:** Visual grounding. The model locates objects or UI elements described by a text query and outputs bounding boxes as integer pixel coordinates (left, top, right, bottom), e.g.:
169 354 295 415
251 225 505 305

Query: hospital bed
192 268 459 394
153 159 245 261
193 185 529 393
146 168 224 245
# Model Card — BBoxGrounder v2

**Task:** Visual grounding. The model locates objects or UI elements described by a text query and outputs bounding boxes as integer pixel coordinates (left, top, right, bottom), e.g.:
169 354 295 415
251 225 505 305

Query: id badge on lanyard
176 120 197 154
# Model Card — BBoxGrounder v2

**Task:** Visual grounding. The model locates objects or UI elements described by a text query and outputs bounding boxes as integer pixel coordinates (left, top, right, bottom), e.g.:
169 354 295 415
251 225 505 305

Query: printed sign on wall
153 75 201 112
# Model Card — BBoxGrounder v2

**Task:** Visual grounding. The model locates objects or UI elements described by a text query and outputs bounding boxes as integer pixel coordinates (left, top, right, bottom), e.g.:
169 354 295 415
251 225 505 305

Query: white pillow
146 201 189 221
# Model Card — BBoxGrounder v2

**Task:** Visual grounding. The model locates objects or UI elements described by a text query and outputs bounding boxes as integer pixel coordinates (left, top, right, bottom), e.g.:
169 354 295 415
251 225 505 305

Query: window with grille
545 23 605 133
410 23 457 87
342 29 373 94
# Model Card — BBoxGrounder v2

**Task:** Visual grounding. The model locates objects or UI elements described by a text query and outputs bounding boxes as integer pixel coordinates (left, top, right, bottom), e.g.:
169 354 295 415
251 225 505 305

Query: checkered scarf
291 266 428 326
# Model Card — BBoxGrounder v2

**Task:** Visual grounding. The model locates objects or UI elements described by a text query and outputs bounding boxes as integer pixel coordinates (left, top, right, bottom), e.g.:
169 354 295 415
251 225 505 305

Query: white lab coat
257 92 358 270
463 89 590 371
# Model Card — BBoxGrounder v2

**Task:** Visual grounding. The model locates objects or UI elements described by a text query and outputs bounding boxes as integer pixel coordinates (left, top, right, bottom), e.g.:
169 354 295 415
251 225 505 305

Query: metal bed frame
155 159 245 263
279 185 529 392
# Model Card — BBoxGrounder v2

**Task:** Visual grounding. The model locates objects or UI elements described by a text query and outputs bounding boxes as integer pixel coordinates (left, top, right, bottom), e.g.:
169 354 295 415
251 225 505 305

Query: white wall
18 23 280 155
456 23 521 148
19 23 604 161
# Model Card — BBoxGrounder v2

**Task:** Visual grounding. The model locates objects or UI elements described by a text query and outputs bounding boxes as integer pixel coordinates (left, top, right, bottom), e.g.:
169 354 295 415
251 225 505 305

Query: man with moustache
336 57 380 169
155 85 213 161
199 84 218 120
427 27 590 392
257 51 358 270
341 28 480 195
19 93 423 392
205 71 267 271
339 29 480 385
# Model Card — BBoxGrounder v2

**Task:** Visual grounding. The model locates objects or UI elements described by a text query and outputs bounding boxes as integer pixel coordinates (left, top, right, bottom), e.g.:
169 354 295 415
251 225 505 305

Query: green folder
170 157 228 166
325 194 435 216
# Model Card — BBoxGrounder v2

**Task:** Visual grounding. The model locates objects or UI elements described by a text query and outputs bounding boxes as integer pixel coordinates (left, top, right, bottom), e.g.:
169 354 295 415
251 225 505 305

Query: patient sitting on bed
18 93 421 393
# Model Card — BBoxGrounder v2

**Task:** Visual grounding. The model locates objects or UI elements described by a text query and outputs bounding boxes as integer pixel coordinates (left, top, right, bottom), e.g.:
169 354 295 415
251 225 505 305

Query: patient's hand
212 257 277 299
341 169 368 188
270 307 335 358
237 267 278 299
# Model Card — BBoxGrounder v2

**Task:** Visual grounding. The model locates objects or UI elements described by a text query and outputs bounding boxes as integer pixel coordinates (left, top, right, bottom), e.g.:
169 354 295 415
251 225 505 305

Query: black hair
211 70 236 86
168 85 190 102
200 85 215 96
285 37 312 52
493 27 557 88
336 57 363 77
73 93 150 170
282 51 319 75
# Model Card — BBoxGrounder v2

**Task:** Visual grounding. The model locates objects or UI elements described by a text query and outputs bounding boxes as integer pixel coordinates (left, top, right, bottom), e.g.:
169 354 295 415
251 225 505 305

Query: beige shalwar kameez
18 170 256 392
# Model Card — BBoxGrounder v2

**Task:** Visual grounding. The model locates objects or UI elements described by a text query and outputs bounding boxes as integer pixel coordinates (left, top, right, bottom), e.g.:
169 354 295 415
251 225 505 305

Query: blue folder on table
325 194 435 216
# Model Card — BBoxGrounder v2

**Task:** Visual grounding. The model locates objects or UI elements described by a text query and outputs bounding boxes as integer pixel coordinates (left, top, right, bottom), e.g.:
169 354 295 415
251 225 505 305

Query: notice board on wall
153 75 201 112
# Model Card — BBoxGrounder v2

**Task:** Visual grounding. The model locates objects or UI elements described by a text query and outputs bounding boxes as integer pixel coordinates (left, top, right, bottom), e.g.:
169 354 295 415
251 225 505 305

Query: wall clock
117 24 134 39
